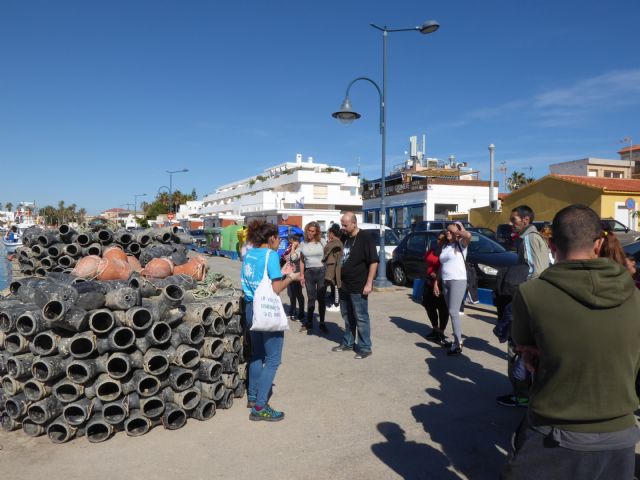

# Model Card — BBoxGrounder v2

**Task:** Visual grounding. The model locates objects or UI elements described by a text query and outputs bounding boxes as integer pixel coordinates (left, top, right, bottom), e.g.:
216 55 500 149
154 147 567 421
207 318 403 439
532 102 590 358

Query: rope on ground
191 271 238 299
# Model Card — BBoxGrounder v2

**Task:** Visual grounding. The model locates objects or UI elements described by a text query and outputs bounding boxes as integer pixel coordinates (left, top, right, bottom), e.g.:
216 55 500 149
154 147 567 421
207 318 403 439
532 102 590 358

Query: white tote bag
250 250 289 332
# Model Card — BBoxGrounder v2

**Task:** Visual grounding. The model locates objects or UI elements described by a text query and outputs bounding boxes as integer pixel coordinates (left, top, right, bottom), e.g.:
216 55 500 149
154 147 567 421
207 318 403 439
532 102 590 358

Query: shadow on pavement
465 313 498 326
371 422 460 480
461 337 507 361
389 315 430 337
411 341 524 479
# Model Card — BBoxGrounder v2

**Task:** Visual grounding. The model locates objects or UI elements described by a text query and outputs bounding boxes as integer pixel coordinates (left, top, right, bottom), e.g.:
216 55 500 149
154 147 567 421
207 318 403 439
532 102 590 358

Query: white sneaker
326 305 340 312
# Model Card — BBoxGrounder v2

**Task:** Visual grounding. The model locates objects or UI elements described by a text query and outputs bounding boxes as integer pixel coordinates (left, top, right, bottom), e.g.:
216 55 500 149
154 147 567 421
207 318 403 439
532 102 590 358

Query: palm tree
5 202 13 212
507 171 532 191
77 208 87 224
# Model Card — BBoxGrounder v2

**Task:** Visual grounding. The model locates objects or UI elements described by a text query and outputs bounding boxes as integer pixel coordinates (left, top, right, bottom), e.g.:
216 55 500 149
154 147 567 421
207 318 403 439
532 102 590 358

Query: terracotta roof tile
618 144 640 154
553 174 640 193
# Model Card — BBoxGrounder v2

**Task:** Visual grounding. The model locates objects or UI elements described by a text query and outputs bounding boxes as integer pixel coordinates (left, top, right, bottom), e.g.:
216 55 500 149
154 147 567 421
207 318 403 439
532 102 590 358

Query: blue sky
1 0 638 214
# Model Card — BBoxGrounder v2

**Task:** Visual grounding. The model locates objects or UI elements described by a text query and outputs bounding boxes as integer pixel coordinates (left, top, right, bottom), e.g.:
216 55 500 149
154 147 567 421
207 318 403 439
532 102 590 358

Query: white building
199 154 361 230
177 201 204 220
549 157 633 179
362 142 494 230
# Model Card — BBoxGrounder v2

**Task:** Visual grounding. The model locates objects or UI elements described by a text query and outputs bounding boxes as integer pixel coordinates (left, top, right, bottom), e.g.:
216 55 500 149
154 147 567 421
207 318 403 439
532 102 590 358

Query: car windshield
366 229 401 246
602 220 627 232
467 234 507 254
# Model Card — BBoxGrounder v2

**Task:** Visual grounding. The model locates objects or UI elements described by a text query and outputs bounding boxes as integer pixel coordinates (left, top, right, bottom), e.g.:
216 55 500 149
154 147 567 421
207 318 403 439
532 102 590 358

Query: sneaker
447 346 462 356
440 338 452 348
354 351 372 359
246 397 257 409
319 323 329 334
249 405 285 422
331 344 353 352
496 394 529 408
326 304 340 312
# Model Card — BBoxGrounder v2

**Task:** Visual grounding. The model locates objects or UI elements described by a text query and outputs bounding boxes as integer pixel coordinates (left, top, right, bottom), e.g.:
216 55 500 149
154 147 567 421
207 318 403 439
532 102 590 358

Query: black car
413 220 473 232
390 230 518 290
623 242 640 269
495 221 549 251
468 227 497 241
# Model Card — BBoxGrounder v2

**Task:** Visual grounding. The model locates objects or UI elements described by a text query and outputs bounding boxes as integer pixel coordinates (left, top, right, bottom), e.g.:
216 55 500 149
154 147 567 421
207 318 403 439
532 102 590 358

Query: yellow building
470 174 640 230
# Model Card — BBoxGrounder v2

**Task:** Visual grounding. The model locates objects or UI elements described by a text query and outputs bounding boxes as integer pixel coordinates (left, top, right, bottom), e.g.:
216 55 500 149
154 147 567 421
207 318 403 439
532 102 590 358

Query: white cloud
451 68 640 127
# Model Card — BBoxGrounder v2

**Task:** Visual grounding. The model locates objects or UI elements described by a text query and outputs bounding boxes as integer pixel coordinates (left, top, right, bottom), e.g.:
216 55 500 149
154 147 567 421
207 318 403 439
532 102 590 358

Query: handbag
250 250 289 332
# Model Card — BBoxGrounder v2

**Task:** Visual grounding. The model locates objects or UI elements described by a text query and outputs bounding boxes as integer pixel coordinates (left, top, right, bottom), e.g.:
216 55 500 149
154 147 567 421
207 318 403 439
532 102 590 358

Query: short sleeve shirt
439 242 467 281
241 248 283 301
340 229 379 294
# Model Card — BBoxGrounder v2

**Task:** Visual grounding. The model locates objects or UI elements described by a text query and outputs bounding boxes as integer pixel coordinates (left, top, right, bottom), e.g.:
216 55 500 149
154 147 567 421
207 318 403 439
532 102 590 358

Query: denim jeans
245 301 285 407
338 289 372 352
304 267 327 325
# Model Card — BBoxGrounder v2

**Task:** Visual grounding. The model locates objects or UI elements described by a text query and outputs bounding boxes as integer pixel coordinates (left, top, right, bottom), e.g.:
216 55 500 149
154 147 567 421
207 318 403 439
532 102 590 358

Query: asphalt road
1 255 631 479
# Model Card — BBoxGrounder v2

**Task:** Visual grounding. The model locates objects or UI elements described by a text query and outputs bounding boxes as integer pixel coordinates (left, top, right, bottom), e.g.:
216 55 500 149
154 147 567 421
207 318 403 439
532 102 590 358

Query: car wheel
392 264 407 286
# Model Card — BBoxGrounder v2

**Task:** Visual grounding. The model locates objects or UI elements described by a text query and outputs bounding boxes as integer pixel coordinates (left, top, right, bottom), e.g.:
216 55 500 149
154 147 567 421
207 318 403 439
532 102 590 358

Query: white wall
363 183 491 223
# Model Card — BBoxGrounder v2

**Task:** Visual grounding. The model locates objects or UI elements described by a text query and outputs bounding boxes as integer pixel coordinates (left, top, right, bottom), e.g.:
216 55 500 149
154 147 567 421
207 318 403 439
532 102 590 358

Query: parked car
412 220 473 232
358 223 402 263
600 218 640 246
390 230 518 290
468 227 497 241
495 221 549 251
623 241 640 268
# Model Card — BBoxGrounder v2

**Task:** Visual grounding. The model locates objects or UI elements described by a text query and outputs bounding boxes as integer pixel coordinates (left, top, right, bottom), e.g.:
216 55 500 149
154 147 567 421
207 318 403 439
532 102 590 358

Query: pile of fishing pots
13 224 206 281
0 239 246 443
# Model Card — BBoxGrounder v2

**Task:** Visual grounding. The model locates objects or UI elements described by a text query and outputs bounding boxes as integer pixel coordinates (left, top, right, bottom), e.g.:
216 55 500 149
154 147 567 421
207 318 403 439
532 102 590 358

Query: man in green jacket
501 204 640 479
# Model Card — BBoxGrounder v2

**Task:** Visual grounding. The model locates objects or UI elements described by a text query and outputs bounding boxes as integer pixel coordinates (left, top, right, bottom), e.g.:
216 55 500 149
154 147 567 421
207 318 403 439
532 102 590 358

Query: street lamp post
332 20 439 288
134 193 147 220
167 169 189 213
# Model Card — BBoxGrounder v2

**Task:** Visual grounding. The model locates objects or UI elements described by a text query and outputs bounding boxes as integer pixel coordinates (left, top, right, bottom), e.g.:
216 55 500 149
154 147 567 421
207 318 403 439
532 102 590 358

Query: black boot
300 307 314 332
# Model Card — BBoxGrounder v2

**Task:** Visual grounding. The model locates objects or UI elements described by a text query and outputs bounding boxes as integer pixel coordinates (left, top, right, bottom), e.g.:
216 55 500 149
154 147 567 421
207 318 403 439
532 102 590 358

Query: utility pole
498 161 508 193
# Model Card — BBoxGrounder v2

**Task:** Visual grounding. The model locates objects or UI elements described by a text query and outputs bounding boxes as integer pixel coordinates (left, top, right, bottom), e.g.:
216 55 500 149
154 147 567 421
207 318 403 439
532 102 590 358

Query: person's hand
363 282 373 296
281 263 294 276
429 272 437 279
288 272 301 282
433 283 440 297
515 345 540 373
300 276 306 288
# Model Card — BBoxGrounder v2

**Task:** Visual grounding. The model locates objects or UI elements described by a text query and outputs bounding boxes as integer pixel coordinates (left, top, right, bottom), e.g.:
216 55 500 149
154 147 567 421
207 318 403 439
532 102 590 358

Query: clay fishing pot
103 245 128 263
173 256 207 281
71 255 102 279
142 257 174 279
97 258 133 281
126 255 143 273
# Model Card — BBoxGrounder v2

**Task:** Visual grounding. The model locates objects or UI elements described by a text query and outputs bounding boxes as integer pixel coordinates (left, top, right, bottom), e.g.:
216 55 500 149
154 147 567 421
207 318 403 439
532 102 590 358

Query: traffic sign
625 198 635 210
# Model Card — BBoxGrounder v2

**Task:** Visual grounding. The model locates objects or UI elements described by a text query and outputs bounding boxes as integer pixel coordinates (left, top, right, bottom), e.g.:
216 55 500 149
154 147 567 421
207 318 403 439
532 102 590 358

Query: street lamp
332 20 440 288
167 169 189 213
134 193 147 220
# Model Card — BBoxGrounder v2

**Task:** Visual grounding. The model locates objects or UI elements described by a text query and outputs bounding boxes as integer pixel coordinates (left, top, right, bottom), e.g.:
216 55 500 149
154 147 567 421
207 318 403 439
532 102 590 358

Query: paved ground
0 255 632 479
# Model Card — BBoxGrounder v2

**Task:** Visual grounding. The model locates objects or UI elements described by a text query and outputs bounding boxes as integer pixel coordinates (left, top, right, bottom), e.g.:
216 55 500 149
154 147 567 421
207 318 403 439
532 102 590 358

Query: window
588 169 598 177
407 205 424 225
434 204 458 220
367 229 401 247
395 208 404 229
313 185 328 199
407 233 426 254
603 170 624 178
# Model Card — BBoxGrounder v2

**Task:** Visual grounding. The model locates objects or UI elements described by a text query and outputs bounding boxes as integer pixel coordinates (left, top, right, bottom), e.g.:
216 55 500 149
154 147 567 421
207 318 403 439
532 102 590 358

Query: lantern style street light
332 20 440 287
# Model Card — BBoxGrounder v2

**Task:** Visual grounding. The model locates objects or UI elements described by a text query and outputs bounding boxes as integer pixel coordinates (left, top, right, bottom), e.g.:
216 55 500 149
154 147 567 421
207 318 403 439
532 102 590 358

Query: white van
358 223 401 261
